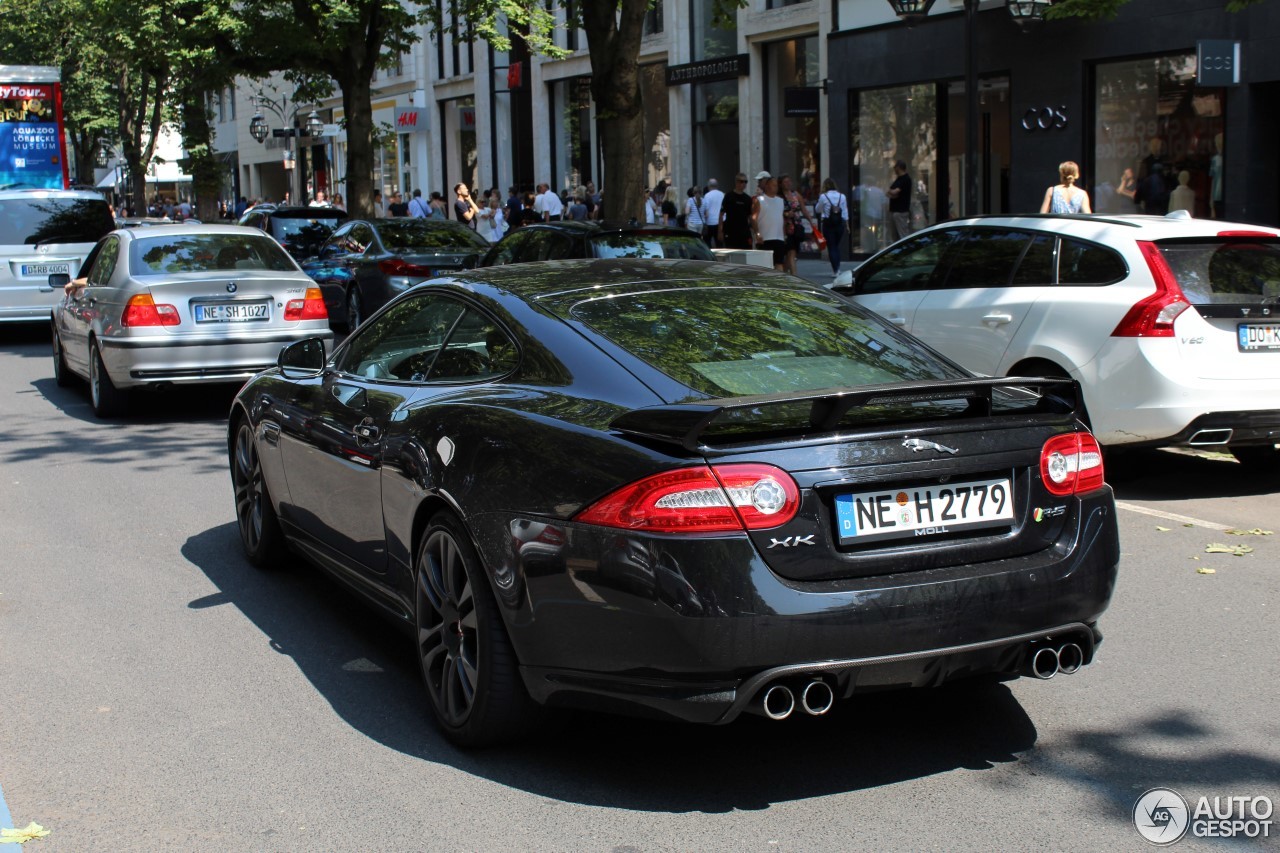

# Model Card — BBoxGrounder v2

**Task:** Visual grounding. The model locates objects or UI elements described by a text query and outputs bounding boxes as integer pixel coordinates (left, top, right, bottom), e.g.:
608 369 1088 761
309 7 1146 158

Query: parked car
836 212 1280 468
239 205 348 260
228 258 1119 747
0 188 116 323
301 218 489 330
479 220 714 267
51 224 333 417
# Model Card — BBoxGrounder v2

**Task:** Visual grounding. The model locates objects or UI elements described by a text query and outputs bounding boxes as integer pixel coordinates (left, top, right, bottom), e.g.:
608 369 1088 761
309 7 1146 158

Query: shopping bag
812 226 827 251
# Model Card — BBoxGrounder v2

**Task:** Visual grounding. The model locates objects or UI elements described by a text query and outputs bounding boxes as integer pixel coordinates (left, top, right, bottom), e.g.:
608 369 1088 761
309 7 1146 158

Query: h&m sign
395 107 428 132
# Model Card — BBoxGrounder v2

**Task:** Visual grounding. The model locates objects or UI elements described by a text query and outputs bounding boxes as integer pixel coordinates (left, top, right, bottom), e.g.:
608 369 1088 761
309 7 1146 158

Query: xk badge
767 535 815 549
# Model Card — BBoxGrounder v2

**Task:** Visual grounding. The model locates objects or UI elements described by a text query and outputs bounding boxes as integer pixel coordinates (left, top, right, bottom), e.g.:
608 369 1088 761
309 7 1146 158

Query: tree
226 0 426 218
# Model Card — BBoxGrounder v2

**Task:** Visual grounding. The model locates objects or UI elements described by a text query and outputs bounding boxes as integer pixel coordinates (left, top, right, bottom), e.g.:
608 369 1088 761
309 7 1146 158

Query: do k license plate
1238 323 1280 352
194 301 271 323
835 477 1015 544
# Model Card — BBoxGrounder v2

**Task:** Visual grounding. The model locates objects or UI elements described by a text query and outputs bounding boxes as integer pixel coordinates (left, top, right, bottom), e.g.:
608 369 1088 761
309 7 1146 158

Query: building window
644 0 663 35
694 79 739 188
1093 53 1225 218
641 63 669 192
552 76 594 193
849 83 938 255
228 85 236 121
764 36 820 201
692 0 735 61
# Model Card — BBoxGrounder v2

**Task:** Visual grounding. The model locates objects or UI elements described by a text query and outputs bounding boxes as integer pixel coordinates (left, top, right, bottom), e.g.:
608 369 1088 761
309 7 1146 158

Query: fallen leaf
1197 567 1217 575
0 823 51 844
1225 528 1274 536
1205 543 1254 557
1155 525 1171 532
1183 523 1194 528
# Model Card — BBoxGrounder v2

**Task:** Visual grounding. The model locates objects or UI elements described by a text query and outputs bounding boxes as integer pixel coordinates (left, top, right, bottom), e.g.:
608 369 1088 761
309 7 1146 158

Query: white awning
95 166 123 188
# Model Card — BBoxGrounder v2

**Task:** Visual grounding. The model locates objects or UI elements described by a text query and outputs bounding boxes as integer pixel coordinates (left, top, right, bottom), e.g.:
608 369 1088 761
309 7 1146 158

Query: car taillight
122 293 180 327
284 287 328 321
378 257 434 277
1040 433 1105 496
574 463 800 533
1110 242 1190 338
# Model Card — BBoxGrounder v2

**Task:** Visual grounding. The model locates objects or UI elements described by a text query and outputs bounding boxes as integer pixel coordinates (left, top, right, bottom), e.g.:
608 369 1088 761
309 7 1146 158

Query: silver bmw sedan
50 224 334 417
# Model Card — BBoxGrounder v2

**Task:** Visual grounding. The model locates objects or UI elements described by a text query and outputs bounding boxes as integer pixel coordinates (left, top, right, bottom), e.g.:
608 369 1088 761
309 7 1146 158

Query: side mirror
277 337 327 375
48 272 71 289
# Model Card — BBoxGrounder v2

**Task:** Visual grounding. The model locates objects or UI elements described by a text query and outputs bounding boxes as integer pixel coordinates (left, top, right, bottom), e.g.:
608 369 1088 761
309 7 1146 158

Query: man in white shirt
540 185 564 221
700 178 724 246
532 183 547 219
309 190 330 208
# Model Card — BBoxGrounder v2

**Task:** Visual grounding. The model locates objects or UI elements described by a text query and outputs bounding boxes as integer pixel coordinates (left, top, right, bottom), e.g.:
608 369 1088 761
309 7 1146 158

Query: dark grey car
301 219 488 330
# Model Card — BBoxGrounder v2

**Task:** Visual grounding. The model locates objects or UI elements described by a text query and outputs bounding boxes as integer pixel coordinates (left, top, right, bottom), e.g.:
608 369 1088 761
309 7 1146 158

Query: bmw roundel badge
226 282 238 293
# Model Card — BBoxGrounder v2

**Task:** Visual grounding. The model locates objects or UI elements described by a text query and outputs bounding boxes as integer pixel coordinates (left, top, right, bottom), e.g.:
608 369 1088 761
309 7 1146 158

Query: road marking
1115 501 1231 531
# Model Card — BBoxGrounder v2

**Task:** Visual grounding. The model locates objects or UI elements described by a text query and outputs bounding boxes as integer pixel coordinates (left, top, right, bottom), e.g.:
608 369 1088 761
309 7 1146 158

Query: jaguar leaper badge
902 438 959 455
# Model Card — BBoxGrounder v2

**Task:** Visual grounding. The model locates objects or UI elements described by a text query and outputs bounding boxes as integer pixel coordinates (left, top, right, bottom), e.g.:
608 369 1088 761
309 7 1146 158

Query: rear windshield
130 233 298 275
590 233 714 260
376 220 489 252
1159 240 1280 304
572 286 963 398
0 197 115 246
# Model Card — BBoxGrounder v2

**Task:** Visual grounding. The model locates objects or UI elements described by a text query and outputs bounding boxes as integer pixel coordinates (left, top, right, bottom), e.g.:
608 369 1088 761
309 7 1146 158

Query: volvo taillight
1110 242 1190 338
284 287 328 321
1040 433 1105 496
574 464 800 533
122 293 180 327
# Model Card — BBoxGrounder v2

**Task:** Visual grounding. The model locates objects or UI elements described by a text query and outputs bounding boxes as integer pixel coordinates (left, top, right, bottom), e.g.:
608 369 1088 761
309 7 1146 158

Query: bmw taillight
574 464 800 533
1110 242 1190 338
1040 433 1105 496
122 293 180 327
378 257 435 277
284 287 328 321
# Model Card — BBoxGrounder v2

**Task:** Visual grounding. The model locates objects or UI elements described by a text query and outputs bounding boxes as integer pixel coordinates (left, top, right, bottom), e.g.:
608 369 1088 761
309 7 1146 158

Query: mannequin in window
1169 170 1195 215
1209 133 1224 218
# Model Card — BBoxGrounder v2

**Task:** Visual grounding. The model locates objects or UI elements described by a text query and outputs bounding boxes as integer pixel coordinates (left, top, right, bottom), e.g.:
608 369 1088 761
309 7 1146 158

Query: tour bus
0 66 114 323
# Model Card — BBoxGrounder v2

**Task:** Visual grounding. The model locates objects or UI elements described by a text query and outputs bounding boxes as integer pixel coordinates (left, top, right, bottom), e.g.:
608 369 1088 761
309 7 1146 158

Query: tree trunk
583 0 648 222
337 71 376 219
180 90 224 221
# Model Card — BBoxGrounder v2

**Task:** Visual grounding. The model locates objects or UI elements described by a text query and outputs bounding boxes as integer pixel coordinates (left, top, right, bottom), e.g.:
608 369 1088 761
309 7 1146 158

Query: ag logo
1134 788 1190 845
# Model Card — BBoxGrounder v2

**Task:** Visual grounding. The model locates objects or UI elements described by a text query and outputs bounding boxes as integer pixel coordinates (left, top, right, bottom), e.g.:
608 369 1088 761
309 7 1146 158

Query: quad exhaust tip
1029 641 1087 679
800 680 834 716
761 684 795 720
1030 646 1060 679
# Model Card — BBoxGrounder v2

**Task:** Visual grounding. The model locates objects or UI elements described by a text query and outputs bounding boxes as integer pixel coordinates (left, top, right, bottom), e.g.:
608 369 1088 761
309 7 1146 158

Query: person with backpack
815 178 850 275
407 189 430 218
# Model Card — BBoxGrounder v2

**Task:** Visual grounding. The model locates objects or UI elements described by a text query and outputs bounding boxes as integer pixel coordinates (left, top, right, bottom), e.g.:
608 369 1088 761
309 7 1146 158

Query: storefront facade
827 0 1280 253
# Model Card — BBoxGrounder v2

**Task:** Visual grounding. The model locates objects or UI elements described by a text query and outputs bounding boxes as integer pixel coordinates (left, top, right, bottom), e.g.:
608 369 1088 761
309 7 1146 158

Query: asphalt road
1 323 1277 852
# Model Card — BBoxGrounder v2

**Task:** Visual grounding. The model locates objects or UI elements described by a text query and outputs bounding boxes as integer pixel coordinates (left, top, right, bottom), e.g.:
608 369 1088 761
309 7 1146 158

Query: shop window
641 64 670 192
552 77 593 193
765 36 820 202
1094 54 1225 219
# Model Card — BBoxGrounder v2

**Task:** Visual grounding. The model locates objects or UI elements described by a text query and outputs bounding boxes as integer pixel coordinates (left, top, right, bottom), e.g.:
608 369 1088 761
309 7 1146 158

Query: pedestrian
407 189 429 218
428 192 448 219
887 160 913 242
568 191 589 221
333 193 344 210
373 190 384 216
539 183 563 221
519 192 540 227
814 178 849 276
719 172 753 249
388 192 409 217
701 178 724 246
476 194 507 243
661 186 680 226
310 190 330 208
454 183 479 227
778 174 814 276
1040 160 1092 214
684 187 705 234
505 186 522 223
644 187 658 224
750 171 787 272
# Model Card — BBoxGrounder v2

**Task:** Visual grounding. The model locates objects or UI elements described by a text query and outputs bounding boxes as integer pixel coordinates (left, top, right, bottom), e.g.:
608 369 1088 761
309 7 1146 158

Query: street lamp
305 110 324 138
248 91 317 205
1006 0 1052 31
248 110 269 144
884 0 937 25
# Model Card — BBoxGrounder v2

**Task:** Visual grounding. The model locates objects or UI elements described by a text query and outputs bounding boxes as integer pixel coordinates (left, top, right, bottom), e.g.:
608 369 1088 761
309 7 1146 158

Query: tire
1230 444 1280 474
231 420 288 569
51 326 72 388
1009 361 1091 430
415 512 538 747
346 287 363 331
88 341 127 417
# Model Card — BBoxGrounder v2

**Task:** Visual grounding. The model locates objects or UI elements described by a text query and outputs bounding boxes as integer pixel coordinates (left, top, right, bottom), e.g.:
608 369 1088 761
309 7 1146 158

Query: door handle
982 312 1013 325
353 421 380 443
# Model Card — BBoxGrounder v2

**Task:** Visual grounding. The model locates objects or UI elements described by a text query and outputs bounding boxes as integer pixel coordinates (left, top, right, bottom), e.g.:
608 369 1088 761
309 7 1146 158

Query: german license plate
194 301 270 323
835 477 1014 544
21 263 70 277
1238 323 1280 351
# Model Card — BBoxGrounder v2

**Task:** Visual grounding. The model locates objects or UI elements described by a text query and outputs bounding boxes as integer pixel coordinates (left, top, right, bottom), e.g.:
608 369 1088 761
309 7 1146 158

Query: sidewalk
794 255 862 287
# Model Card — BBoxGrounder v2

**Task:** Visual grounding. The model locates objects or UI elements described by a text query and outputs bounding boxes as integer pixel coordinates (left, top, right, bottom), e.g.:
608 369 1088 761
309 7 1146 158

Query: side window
87 237 121 286
1011 235 1056 286
321 224 354 257
1059 238 1128 285
346 223 375 255
489 230 532 266
940 229 1032 290
517 230 553 263
428 309 518 382
539 233 575 261
336 292 467 381
854 229 961 295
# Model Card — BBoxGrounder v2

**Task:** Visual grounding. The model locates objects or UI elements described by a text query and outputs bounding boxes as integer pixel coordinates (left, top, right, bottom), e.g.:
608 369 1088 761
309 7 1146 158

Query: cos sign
1022 106 1068 132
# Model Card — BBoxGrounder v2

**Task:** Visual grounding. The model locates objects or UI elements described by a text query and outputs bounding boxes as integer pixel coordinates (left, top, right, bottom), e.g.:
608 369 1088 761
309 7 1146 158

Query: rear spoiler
610 376 1082 453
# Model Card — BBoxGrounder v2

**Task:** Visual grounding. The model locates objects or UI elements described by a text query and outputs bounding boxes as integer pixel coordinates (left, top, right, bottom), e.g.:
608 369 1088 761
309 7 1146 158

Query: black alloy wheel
346 287 363 331
232 421 286 568
88 342 127 417
415 512 537 747
51 327 71 388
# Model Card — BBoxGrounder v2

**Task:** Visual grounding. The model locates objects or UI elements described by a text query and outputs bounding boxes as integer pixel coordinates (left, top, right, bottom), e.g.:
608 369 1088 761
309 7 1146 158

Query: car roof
924 212 1280 243
449 258 810 308
0 188 107 202
523 220 701 237
262 206 347 217
116 224 277 241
